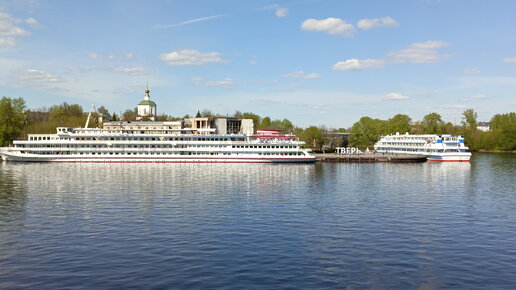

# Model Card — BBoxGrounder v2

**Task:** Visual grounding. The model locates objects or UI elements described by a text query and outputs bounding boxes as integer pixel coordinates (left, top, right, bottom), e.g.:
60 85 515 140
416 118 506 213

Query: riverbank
476 149 516 153
314 153 427 163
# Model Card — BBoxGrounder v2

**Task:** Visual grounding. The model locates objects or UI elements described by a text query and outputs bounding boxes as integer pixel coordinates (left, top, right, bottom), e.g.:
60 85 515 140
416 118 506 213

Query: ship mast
85 104 96 128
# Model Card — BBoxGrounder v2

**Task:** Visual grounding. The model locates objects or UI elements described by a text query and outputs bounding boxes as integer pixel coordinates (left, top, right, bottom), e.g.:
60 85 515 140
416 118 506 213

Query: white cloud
159 49 226 66
108 55 115 60
0 12 31 36
332 58 385 71
11 69 66 91
249 60 257 66
0 37 16 47
357 17 398 30
88 53 100 59
386 93 410 100
111 66 151 76
463 68 481 75
282 70 320 79
0 11 36 47
388 40 450 63
191 77 233 88
25 17 38 25
263 4 289 18
276 8 289 18
125 53 133 59
154 15 224 29
503 57 516 63
301 17 354 36
444 104 467 109
461 94 487 101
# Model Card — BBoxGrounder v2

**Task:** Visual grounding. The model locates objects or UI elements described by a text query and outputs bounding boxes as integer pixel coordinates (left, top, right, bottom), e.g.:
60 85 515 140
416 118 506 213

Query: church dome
138 100 156 106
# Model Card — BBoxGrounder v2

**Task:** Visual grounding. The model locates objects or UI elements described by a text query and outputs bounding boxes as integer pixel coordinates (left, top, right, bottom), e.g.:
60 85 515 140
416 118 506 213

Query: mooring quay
314 153 427 163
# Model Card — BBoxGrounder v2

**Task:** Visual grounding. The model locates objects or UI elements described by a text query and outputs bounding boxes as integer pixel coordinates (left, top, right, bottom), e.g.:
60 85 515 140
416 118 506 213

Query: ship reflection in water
0 153 514 289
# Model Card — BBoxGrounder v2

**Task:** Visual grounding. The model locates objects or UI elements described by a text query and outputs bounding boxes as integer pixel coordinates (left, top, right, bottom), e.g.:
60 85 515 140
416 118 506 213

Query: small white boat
374 132 471 162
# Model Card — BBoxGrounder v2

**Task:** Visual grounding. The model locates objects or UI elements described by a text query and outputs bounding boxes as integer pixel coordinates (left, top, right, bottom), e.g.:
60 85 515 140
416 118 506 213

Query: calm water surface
0 153 515 289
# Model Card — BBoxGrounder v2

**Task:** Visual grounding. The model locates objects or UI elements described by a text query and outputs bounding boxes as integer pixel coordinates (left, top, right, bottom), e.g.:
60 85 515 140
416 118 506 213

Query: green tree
386 114 411 134
260 116 271 129
490 112 516 130
280 118 294 133
298 126 325 151
0 97 27 146
348 116 386 148
48 102 83 122
421 113 444 134
489 112 516 150
462 109 478 129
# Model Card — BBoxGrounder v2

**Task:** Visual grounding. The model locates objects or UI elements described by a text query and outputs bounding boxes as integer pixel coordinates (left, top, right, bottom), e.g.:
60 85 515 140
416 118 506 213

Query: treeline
348 110 516 151
1 96 514 151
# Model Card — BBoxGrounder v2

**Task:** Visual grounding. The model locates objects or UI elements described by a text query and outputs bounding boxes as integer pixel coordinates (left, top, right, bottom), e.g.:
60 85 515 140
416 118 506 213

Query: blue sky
1 0 515 128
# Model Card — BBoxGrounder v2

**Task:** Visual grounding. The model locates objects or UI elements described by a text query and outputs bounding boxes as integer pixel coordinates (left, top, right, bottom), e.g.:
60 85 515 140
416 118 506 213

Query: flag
312 139 316 148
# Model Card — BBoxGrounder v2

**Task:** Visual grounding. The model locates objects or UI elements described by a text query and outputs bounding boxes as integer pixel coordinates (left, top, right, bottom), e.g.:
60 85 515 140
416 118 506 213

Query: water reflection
0 163 28 275
0 155 515 288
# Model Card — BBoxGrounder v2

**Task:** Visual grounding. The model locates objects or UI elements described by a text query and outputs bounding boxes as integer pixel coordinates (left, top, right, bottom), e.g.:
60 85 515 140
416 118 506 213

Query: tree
462 109 478 129
201 109 213 118
386 114 411 134
233 110 243 118
154 113 170 121
489 112 516 150
298 126 325 151
0 97 27 146
122 108 138 121
490 112 516 130
48 102 84 123
111 112 119 121
281 118 294 133
348 116 386 148
195 110 201 118
97 106 109 116
421 113 444 134
260 116 271 129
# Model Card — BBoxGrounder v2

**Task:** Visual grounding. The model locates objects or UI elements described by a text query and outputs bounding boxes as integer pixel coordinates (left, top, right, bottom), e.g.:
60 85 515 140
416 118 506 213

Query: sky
1 0 515 128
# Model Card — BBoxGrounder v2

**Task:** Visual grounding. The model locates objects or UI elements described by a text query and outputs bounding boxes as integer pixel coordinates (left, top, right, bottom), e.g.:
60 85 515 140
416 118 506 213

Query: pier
315 153 427 163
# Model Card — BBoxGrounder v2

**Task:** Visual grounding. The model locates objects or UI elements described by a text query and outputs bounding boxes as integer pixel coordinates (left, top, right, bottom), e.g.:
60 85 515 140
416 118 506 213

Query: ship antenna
85 104 96 128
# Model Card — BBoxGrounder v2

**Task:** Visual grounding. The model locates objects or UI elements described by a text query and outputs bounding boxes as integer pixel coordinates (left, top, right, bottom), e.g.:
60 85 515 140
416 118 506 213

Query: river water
0 153 515 289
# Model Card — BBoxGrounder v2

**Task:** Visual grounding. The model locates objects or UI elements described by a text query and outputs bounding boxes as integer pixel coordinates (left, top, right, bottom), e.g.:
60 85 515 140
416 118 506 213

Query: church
136 88 157 121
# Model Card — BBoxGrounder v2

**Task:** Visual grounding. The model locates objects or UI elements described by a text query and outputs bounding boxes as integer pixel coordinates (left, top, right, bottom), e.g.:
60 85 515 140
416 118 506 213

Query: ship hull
0 152 315 163
426 154 471 162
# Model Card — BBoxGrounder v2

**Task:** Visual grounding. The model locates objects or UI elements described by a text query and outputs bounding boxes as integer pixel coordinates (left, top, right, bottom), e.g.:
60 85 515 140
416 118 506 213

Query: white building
477 122 490 132
137 89 157 121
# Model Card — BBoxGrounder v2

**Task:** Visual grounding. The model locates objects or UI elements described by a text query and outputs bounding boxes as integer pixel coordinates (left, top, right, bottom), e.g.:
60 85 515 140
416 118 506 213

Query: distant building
477 122 490 132
214 117 254 135
189 117 211 135
137 89 157 121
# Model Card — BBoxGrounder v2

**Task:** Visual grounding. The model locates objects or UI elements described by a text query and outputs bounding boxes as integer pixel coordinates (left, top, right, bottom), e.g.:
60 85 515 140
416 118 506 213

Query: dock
315 153 427 163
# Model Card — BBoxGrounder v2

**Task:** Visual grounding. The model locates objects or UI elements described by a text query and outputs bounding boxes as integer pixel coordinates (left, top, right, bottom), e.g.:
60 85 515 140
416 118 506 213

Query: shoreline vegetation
1 96 515 153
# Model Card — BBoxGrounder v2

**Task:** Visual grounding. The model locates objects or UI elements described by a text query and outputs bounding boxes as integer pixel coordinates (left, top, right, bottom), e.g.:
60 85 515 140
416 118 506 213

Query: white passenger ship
0 89 315 163
374 133 471 162
0 125 315 163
